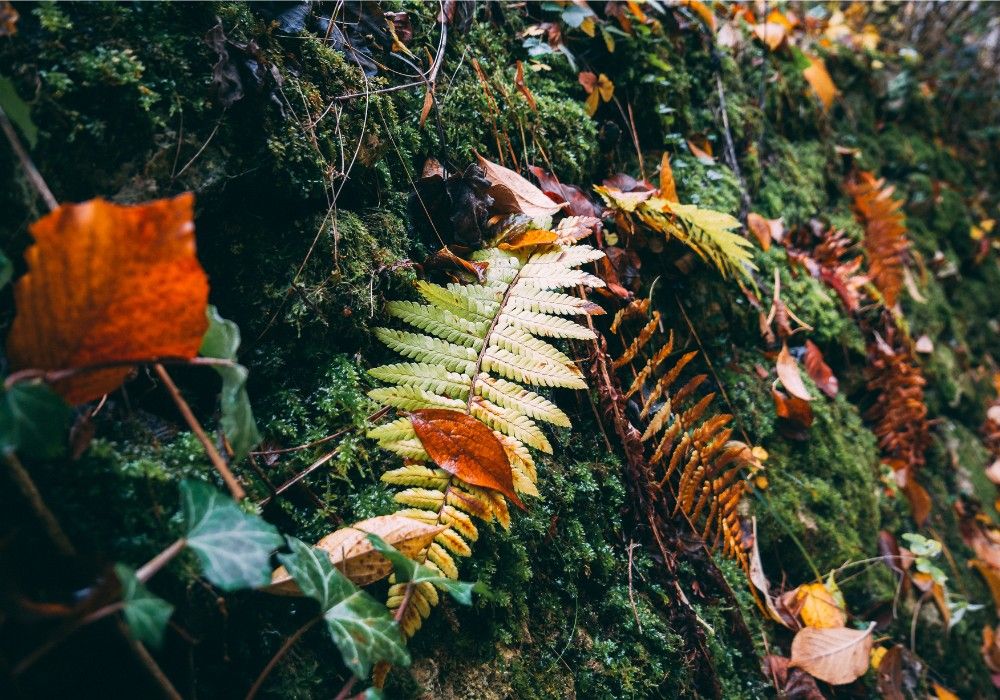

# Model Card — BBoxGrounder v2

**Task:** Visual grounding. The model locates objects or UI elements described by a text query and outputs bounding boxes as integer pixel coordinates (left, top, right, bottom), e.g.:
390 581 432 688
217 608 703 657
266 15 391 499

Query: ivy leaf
199 306 261 461
0 381 72 459
0 248 12 289
114 563 174 649
180 480 282 590
278 537 410 678
0 74 37 147
366 533 476 605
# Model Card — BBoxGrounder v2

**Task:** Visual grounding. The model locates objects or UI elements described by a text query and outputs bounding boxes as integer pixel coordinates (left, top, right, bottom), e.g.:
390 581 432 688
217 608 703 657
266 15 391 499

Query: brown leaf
746 213 772 251
498 228 558 250
762 655 825 699
901 477 931 527
790 624 874 685
268 515 444 592
686 138 716 164
418 86 434 128
772 386 814 434
932 682 959 700
514 60 537 111
657 152 678 203
875 644 904 700
753 22 788 51
7 194 209 405
777 343 812 401
803 56 837 112
796 582 847 629
528 165 598 218
476 154 565 219
970 559 1000 611
0 0 18 36
749 517 797 628
423 246 489 284
803 340 839 398
410 408 525 509
982 624 1000 673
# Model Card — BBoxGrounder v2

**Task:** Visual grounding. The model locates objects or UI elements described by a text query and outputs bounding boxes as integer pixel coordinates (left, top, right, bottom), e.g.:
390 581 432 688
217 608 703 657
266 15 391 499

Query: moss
756 138 831 227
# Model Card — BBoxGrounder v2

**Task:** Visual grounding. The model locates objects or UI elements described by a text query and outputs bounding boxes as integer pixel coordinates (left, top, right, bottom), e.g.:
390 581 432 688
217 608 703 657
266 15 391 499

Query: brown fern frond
848 172 910 308
613 304 752 571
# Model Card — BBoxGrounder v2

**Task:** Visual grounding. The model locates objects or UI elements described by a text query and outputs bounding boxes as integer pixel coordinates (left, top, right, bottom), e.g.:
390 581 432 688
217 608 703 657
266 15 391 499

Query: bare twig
117 620 184 700
4 452 75 557
0 104 58 211
136 538 187 583
245 617 321 700
154 364 246 501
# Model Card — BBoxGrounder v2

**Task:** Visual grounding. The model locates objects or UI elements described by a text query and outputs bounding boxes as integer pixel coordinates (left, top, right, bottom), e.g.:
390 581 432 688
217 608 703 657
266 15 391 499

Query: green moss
756 138 831 227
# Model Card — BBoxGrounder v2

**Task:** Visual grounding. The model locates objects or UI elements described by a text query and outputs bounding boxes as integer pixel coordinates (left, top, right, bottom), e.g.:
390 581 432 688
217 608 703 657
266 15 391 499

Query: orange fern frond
848 172 910 308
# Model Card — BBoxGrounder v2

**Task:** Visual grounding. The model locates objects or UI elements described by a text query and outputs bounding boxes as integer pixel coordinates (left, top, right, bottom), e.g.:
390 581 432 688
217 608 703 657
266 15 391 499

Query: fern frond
847 172 910 308
368 235 604 636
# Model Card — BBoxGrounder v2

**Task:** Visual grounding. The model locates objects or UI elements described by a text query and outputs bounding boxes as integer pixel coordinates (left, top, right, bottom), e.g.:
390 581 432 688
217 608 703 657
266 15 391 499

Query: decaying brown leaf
762 655 825 699
410 408 525 509
790 624 874 685
777 343 812 401
803 340 838 398
268 514 444 592
7 194 209 405
476 154 566 220
875 644 905 700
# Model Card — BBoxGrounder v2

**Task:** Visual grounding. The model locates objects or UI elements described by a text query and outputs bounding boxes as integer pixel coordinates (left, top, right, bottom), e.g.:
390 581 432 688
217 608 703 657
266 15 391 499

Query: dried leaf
269 515 444 593
790 624 874 685
901 477 931 527
528 165 598 218
686 138 716 164
7 194 209 405
578 71 614 116
753 22 787 51
932 682 959 700
803 56 837 112
498 229 558 250
796 582 847 628
658 152 678 203
746 213 772 251
423 246 489 283
477 154 565 219
418 87 434 128
0 0 18 36
970 559 1000 610
772 386 814 433
803 340 839 399
777 343 812 401
410 408 525 509
749 517 796 627
875 644 904 700
680 0 716 31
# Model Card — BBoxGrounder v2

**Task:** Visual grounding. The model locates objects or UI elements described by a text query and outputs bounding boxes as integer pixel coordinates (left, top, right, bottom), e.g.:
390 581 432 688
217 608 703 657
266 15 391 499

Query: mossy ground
2 2 999 698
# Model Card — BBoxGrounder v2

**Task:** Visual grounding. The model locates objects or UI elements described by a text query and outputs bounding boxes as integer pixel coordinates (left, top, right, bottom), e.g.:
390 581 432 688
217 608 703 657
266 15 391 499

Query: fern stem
464 266 525 414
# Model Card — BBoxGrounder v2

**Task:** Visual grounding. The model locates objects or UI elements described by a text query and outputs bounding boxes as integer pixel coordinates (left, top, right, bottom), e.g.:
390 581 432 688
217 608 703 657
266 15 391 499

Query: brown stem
245 617 320 700
136 538 187 583
4 356 239 391
154 364 245 501
116 619 184 700
0 104 58 212
257 448 339 508
3 452 75 557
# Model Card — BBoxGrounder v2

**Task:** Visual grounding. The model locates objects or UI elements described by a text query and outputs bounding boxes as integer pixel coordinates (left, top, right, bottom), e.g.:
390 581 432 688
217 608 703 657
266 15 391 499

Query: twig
257 447 339 508
4 452 75 557
117 619 184 700
136 538 187 583
5 356 239 390
245 617 320 700
154 364 245 501
627 540 642 633
0 104 58 211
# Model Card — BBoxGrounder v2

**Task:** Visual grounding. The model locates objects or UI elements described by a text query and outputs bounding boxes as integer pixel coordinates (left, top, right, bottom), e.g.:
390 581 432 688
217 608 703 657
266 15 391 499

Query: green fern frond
367 234 604 637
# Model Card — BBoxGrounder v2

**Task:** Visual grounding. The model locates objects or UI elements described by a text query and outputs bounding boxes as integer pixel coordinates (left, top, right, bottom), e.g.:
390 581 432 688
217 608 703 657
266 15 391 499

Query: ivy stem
3 452 76 557
154 364 246 501
0 104 57 212
136 538 187 584
4 356 239 390
244 617 320 700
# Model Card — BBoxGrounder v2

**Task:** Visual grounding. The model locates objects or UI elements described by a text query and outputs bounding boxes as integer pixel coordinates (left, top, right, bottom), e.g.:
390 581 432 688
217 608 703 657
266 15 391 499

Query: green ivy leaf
0 249 12 289
199 306 261 461
366 533 476 605
0 381 71 459
278 537 410 678
180 480 282 590
114 563 174 649
0 75 38 148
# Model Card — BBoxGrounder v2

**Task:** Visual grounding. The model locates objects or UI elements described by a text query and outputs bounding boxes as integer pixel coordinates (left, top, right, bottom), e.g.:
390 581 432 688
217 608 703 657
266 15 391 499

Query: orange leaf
409 408 525 509
772 386 814 430
777 343 812 401
680 0 716 31
514 60 537 111
803 340 838 398
901 477 931 527
746 212 780 250
789 624 874 685
7 194 209 405
753 22 787 51
658 152 678 203
796 582 847 628
498 228 558 250
803 55 837 112
686 138 716 164
932 683 959 700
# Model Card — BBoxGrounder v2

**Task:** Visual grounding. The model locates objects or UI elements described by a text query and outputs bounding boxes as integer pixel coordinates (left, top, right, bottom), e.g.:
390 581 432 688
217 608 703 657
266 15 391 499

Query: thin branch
4 356 239 390
154 364 246 501
0 104 57 211
116 619 184 700
4 452 76 557
245 617 320 700
136 538 187 583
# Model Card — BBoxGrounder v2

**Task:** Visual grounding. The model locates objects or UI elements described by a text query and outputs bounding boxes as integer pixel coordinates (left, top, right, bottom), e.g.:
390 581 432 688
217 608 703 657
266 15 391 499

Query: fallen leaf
762 655 824 699
686 138 716 164
777 343 812 401
986 459 1000 485
970 559 1000 611
753 22 787 51
746 213 772 251
7 194 209 405
680 0 716 31
748 517 796 627
514 60 537 110
796 582 847 628
410 408 525 509
901 477 931 527
578 71 614 116
790 624 874 685
932 682 959 700
418 86 434 128
875 644 904 700
593 184 655 213
983 624 1000 673
658 152 678 203
803 55 837 112
0 0 18 37
476 154 565 220
528 165 599 218
269 514 444 593
772 386 814 434
423 246 489 284
915 334 934 354
498 228 558 250
803 340 838 398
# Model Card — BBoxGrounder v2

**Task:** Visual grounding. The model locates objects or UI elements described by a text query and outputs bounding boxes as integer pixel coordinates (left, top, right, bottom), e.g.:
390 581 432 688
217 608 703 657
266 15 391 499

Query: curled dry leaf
578 71 614 116
476 154 565 220
746 213 773 251
7 194 209 405
528 165 598 218
748 517 797 628
410 408 525 509
514 60 537 110
762 655 825 699
790 623 874 685
803 56 837 112
777 343 812 401
796 582 847 628
686 138 716 164
268 514 444 593
803 340 838 398
498 228 558 250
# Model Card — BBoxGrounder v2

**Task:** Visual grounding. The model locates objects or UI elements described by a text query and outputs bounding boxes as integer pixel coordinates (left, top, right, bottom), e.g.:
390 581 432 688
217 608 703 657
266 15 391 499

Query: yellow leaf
796 582 847 628
658 152 678 202
596 73 614 102
580 15 596 37
498 228 558 250
753 22 787 51
680 0 716 31
932 682 959 700
803 56 838 112
585 90 600 116
870 645 887 669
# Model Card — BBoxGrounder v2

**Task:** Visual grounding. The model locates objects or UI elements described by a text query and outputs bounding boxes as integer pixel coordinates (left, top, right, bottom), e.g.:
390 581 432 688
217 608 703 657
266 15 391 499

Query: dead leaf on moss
790 624 874 685
777 343 812 401
477 154 565 220
803 55 837 112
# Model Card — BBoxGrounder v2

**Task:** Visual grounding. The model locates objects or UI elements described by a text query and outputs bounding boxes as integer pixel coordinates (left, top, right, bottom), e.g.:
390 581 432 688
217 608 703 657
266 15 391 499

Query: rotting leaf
269 515 443 593
803 340 838 399
790 624 874 685
777 343 812 401
476 154 565 220
772 385 814 438
803 55 837 112
410 408 525 509
7 194 209 405
875 644 904 700
409 163 494 249
278 537 410 678
181 480 283 591
762 655 824 699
